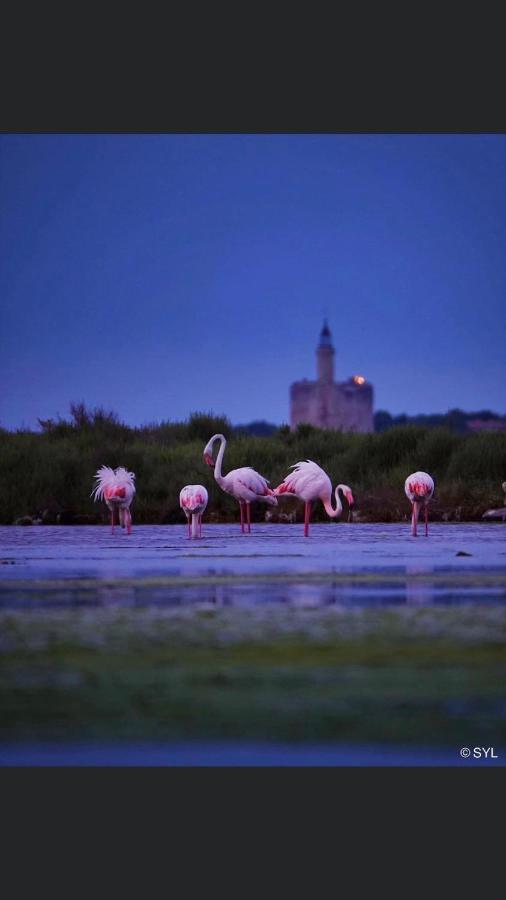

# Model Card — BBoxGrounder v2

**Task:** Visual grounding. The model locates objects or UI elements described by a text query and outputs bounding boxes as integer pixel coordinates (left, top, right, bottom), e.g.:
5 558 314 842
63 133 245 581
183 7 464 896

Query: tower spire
317 320 335 382
319 319 332 347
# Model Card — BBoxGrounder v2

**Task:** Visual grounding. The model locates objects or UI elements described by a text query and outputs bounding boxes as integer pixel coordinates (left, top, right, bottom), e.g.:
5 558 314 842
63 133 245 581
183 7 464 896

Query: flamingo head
337 484 354 522
203 434 226 468
337 484 354 506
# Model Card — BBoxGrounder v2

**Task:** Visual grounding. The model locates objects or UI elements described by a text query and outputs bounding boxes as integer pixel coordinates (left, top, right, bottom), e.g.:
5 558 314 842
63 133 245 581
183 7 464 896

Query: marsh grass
1 606 505 744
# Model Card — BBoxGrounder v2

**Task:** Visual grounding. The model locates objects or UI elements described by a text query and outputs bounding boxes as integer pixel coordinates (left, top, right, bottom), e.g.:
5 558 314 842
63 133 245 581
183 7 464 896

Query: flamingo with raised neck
203 433 277 533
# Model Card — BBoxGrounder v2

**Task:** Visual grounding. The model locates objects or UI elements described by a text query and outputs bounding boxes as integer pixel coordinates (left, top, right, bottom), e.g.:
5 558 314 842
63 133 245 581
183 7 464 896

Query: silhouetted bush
186 412 231 443
374 407 505 434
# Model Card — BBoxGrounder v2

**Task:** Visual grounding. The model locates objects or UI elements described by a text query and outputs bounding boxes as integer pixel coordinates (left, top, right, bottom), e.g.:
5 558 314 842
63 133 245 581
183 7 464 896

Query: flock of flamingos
91 432 435 539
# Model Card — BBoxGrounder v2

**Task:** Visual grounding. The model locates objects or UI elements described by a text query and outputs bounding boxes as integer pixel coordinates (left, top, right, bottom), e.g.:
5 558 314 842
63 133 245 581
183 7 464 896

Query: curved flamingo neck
213 434 227 487
322 486 343 519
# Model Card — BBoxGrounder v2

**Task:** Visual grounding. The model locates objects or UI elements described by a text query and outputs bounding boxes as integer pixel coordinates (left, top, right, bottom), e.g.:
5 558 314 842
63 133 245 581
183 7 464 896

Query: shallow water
0 523 505 608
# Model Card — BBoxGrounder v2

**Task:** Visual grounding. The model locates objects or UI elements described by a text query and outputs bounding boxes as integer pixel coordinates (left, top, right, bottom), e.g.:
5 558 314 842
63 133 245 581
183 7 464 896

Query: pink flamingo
203 433 277 533
179 484 209 538
404 471 434 537
274 460 354 537
91 466 136 535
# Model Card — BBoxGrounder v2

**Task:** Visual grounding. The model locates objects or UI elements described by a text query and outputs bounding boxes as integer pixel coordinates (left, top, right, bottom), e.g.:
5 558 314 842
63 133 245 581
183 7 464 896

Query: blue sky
1 133 505 429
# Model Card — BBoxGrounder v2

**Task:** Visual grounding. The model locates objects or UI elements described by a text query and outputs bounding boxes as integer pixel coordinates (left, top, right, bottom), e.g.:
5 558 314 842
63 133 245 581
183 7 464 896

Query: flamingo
91 466 136 535
179 484 209 538
203 433 277 533
274 460 354 537
404 471 434 537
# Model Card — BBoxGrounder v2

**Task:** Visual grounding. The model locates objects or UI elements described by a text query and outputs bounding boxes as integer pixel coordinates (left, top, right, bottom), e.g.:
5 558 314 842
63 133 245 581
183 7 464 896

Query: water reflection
405 566 435 606
2 523 506 608
1 571 505 609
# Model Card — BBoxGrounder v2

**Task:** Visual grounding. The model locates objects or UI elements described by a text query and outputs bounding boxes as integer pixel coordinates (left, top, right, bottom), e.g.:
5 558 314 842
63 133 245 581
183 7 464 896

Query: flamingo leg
304 501 311 537
239 502 245 533
199 514 203 538
126 509 132 535
411 502 420 537
110 508 115 535
424 503 429 537
188 516 191 539
246 502 251 533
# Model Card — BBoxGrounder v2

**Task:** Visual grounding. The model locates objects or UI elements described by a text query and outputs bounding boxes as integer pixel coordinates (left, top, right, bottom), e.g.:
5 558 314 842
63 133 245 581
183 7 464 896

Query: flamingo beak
204 453 215 468
346 491 354 522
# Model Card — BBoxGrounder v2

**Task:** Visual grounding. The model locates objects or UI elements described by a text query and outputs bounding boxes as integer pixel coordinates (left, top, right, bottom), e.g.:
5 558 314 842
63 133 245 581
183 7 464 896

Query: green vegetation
1 605 504 745
0 404 505 524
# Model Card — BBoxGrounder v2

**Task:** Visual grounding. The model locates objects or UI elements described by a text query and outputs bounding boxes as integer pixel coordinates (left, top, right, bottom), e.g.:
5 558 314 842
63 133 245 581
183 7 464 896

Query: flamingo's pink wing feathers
404 472 434 501
180 485 209 510
275 460 328 497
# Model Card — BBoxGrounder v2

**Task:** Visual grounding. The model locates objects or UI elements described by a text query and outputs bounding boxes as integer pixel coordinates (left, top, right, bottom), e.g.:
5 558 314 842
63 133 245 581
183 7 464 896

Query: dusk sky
1 133 505 430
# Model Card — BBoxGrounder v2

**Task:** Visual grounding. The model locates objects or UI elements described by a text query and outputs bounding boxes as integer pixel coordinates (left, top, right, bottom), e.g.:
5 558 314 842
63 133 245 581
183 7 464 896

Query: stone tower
290 322 374 432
